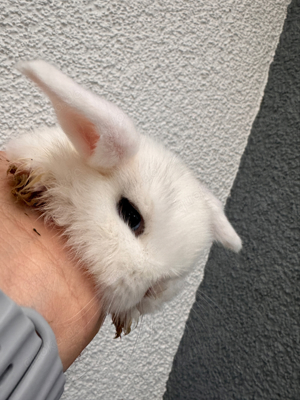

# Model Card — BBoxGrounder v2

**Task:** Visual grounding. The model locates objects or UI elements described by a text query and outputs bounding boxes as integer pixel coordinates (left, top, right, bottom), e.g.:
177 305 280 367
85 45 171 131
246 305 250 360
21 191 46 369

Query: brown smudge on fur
7 163 45 207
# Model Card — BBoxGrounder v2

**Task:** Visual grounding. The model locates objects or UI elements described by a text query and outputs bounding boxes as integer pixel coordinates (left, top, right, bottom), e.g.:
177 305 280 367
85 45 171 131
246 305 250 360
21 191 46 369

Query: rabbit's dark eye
117 197 145 237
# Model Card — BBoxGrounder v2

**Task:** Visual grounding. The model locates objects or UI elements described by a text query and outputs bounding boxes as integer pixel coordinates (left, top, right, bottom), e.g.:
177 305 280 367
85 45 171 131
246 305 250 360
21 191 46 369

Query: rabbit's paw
112 314 132 339
112 309 140 339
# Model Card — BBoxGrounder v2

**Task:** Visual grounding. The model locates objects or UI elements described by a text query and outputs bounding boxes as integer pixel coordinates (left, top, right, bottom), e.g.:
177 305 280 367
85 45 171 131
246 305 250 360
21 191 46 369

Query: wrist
0 152 103 370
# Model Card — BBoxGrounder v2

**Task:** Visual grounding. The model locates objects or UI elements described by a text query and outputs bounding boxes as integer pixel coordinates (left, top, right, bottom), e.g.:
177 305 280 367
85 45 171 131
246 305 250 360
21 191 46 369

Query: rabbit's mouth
144 286 156 298
144 278 168 300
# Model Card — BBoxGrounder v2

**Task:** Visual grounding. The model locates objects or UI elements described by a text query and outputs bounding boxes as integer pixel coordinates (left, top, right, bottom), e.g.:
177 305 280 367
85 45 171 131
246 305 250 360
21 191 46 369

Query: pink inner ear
75 113 100 155
58 107 100 157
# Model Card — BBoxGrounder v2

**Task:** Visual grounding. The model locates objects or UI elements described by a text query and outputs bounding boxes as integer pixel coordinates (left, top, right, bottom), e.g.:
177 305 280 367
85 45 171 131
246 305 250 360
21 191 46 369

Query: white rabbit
5 60 242 337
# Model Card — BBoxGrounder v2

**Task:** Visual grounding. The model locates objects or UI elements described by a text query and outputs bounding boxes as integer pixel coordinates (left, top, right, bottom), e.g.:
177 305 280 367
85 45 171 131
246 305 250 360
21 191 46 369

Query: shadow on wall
164 0 300 399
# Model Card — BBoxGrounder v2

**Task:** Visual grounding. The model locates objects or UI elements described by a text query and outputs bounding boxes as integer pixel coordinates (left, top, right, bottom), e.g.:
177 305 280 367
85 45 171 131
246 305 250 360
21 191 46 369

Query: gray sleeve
0 289 65 400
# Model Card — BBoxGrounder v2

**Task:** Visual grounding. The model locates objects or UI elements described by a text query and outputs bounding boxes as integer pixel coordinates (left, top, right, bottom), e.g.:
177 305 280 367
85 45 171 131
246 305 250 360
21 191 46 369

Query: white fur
5 61 242 331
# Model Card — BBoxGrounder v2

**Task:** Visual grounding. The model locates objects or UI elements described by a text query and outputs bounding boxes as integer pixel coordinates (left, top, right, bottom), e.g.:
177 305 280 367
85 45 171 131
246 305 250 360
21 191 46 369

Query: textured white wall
0 1 289 399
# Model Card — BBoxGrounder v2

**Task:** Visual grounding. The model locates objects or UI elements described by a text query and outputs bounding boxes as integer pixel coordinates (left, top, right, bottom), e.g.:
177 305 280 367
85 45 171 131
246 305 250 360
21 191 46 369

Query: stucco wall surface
0 1 289 399
165 0 300 398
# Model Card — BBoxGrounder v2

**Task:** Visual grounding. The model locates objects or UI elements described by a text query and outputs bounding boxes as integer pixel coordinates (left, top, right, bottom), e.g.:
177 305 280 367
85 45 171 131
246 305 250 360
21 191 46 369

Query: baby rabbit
5 61 242 337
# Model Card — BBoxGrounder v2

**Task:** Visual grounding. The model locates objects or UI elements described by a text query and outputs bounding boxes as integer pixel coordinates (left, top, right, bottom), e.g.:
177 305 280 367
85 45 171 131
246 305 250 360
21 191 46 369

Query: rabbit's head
8 61 242 336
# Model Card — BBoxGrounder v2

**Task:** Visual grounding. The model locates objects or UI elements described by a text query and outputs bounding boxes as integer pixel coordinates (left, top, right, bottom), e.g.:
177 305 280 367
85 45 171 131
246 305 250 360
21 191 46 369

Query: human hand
0 151 104 371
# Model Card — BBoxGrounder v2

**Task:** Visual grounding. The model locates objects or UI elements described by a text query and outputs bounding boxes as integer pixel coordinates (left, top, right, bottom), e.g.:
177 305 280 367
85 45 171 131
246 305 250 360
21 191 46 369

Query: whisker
197 290 224 314
198 291 224 314
128 314 143 361
55 294 100 326
55 305 101 348
189 306 206 331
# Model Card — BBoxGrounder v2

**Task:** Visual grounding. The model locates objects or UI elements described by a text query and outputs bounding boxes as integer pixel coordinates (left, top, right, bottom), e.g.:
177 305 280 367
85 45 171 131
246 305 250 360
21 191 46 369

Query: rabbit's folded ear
16 60 140 170
204 188 242 253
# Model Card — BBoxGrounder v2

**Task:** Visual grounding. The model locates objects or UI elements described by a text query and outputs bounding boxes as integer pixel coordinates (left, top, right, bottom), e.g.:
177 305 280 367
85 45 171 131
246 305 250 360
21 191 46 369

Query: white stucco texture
0 1 289 399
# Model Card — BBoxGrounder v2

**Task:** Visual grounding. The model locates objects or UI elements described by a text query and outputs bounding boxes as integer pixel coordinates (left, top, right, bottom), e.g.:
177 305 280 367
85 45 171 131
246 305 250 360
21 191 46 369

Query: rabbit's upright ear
16 60 140 170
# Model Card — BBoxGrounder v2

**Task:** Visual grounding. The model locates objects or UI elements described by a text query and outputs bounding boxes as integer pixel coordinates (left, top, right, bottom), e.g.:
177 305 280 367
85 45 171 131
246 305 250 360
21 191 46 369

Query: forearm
0 152 103 370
